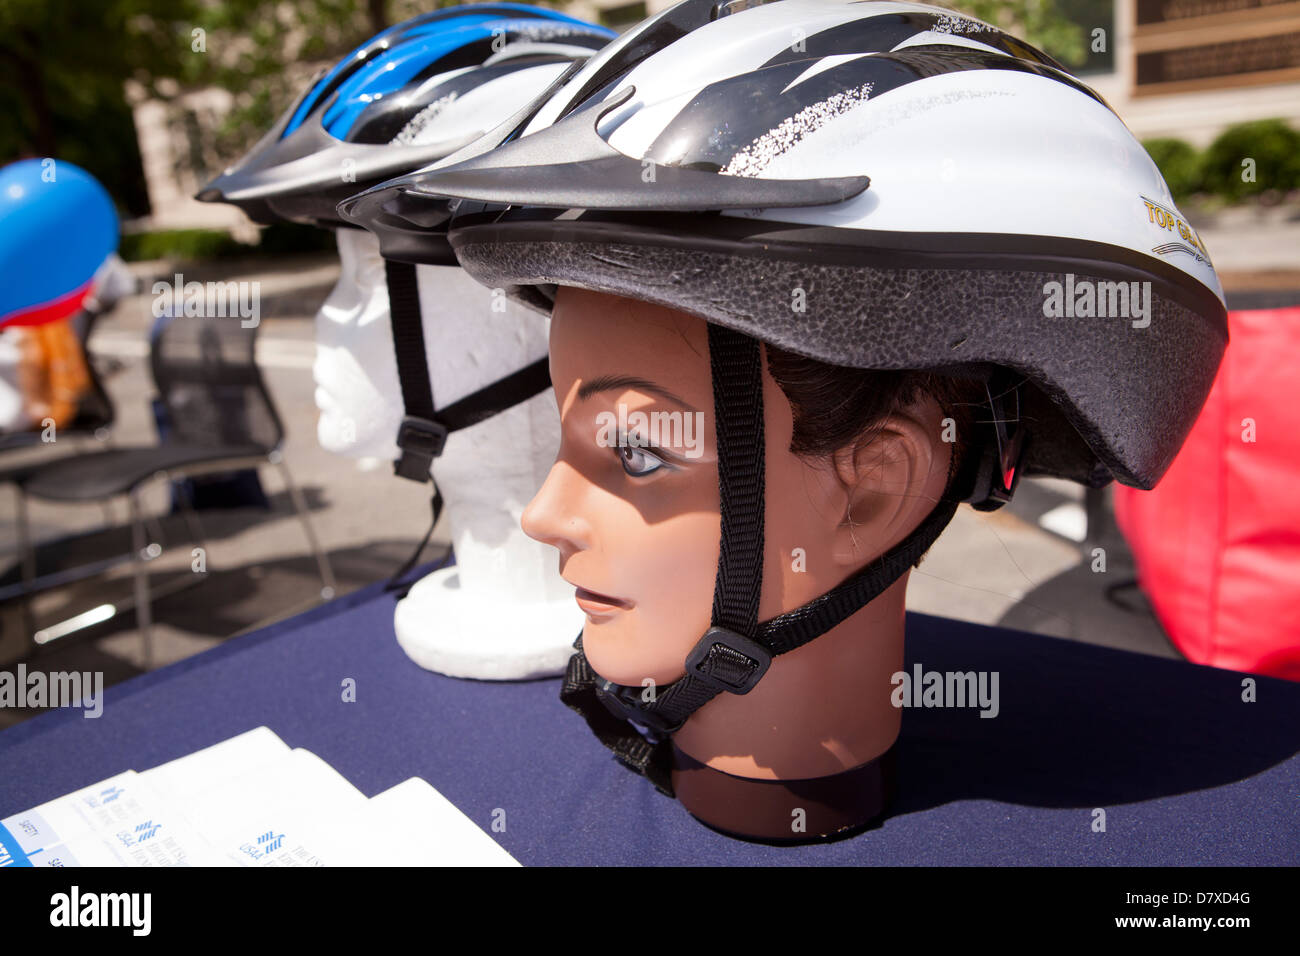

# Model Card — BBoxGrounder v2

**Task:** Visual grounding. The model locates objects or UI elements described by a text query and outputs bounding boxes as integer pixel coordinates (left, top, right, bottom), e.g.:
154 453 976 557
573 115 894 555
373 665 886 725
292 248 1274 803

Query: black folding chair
10 313 335 666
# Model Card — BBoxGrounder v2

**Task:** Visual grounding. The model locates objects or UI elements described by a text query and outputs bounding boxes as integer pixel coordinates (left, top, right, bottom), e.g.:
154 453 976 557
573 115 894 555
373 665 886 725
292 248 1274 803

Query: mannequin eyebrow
577 374 695 410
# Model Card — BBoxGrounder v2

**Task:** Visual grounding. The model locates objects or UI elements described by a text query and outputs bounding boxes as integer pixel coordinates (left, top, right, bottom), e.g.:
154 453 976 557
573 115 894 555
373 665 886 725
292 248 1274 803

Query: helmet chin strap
385 259 553 483
560 324 973 796
382 258 552 592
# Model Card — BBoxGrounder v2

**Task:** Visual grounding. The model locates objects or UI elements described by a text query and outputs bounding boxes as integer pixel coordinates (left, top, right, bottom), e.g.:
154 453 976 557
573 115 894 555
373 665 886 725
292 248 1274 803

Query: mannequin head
312 227 556 467
313 228 398 458
523 286 981 779
310 227 579 677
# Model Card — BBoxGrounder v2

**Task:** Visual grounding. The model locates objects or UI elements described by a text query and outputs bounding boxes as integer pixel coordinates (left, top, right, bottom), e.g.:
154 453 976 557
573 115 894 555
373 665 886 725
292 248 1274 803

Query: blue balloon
1 158 119 326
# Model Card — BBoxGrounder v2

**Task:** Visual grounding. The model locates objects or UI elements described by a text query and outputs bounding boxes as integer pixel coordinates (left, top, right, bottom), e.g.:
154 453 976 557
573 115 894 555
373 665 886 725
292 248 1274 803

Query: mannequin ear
827 405 946 568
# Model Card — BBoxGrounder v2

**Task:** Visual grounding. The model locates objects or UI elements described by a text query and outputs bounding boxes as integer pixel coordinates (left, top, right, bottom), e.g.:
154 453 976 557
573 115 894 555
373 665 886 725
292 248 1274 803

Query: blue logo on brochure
86 785 124 808
116 822 162 847
240 831 285 860
135 821 162 841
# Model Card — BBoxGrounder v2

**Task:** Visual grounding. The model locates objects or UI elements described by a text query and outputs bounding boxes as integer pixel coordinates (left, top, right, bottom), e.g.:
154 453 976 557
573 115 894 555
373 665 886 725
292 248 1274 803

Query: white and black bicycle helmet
339 0 1229 791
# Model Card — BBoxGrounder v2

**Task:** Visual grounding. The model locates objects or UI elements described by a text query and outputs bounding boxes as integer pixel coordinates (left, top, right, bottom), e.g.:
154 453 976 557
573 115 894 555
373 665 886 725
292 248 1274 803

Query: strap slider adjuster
394 416 448 482
685 626 772 696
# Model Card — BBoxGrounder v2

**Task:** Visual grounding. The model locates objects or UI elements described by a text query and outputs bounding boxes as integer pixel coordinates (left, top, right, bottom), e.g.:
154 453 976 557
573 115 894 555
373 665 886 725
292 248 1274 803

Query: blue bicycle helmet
197 2 614 242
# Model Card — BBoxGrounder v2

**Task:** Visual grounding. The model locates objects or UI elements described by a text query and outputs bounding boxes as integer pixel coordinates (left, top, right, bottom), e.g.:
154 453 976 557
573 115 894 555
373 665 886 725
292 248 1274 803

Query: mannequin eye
617 441 666 477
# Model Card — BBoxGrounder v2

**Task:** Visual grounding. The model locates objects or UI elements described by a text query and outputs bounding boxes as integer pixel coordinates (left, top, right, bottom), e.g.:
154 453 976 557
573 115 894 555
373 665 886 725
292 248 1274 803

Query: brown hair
764 344 985 497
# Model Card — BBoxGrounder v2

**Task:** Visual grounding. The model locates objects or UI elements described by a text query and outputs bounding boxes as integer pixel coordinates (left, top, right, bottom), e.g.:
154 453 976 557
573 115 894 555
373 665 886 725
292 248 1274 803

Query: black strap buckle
594 678 682 737
592 630 772 737
684 626 772 695
394 416 448 483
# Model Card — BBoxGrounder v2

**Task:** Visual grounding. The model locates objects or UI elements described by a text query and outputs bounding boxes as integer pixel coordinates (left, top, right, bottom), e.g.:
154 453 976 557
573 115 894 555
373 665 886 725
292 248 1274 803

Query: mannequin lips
572 585 631 616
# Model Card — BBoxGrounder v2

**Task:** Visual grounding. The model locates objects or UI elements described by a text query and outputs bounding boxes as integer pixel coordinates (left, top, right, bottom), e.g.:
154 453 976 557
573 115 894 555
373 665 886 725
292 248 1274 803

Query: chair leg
128 490 155 670
146 512 167 552
172 475 211 578
14 485 37 645
146 476 168 551
272 457 336 600
14 485 36 586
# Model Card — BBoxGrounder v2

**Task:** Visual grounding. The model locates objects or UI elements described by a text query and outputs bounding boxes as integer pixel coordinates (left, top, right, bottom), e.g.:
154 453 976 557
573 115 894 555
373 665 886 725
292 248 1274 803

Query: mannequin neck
671 571 910 781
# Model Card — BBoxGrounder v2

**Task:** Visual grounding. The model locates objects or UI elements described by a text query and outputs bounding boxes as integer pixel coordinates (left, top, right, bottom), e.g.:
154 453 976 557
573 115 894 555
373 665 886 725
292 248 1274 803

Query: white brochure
0 727 517 867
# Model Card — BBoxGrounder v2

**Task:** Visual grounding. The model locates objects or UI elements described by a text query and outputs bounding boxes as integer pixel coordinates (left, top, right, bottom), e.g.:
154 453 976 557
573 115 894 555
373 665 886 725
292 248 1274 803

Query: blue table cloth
2 574 1296 865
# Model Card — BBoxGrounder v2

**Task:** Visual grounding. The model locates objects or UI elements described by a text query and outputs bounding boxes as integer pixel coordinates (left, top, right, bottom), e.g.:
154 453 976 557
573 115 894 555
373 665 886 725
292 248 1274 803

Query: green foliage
181 0 482 164
119 224 334 262
1142 138 1202 203
1052 0 1114 74
945 0 1087 69
183 0 378 164
1199 120 1300 202
120 229 243 262
0 0 205 215
0 0 424 216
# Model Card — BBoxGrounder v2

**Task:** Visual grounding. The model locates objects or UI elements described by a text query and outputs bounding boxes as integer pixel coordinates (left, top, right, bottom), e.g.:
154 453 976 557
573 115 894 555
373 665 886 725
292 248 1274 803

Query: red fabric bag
1114 306 1300 681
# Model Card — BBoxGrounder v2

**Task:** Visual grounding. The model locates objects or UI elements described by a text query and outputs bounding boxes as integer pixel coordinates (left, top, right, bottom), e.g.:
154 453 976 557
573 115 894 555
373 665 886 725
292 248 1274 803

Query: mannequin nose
522 458 593 555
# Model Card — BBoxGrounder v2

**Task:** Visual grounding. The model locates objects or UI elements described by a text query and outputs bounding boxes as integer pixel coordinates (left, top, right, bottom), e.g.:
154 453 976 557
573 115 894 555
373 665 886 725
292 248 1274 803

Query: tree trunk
15 30 58 156
367 0 387 35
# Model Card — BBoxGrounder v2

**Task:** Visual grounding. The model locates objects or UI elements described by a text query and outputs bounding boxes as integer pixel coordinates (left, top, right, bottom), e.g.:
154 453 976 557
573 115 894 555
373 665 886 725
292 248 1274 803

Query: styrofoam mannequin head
522 286 954 780
410 261 574 609
311 226 581 678
313 228 399 458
